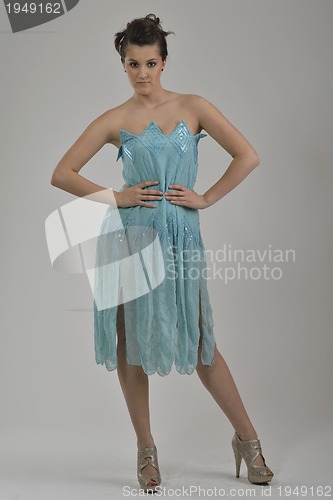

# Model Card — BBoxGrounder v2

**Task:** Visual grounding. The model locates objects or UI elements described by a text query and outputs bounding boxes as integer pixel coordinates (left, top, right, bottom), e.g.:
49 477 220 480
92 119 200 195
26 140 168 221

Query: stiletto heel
232 438 242 478
137 445 161 493
231 432 274 484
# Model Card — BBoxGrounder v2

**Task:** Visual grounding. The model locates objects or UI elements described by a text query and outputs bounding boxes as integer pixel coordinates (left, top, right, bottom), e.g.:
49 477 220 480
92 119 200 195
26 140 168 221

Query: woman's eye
128 62 156 68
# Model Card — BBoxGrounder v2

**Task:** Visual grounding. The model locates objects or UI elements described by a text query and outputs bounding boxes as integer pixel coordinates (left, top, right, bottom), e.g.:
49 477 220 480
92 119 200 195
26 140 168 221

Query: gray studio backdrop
1 1 332 498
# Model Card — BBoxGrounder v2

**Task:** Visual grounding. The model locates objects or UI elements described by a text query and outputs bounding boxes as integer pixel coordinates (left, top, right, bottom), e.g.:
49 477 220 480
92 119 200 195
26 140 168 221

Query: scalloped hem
95 345 216 377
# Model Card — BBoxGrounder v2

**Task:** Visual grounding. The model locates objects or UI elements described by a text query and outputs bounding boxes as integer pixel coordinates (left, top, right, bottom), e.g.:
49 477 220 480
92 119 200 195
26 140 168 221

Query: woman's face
123 43 166 94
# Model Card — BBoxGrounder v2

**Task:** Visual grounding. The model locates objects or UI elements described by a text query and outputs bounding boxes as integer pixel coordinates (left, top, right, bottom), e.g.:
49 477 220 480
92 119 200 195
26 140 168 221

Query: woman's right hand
114 180 164 208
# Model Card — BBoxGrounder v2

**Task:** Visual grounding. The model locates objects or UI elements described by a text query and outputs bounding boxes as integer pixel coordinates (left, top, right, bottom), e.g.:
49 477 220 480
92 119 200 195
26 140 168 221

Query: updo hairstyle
114 13 174 63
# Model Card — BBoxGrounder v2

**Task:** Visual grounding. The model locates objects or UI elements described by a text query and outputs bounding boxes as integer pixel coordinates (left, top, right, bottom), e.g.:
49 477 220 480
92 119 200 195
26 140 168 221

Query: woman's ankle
235 428 258 441
137 437 155 449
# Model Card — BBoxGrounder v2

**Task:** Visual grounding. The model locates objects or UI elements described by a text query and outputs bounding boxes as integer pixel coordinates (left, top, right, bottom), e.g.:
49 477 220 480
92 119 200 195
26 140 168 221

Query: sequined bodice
116 119 207 195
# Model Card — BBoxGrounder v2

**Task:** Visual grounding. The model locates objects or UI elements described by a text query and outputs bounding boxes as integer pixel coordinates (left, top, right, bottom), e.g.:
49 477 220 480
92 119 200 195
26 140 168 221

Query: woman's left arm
193 94 260 208
164 95 260 209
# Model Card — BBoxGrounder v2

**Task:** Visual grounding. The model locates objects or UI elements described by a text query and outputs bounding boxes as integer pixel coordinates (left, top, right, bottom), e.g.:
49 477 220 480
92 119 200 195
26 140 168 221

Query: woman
51 13 274 493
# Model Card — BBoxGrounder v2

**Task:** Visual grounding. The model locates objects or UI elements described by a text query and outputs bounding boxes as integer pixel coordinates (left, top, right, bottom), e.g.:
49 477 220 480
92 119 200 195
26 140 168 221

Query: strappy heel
137 445 161 493
231 432 274 484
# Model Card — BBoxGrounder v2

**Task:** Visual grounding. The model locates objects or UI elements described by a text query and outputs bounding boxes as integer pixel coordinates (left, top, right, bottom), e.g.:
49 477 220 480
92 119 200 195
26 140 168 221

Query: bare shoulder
175 93 213 132
180 94 260 160
179 94 216 117
90 103 131 144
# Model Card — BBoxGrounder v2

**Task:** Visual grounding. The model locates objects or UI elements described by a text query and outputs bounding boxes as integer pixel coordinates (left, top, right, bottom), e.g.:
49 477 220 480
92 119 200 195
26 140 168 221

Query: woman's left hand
164 184 210 209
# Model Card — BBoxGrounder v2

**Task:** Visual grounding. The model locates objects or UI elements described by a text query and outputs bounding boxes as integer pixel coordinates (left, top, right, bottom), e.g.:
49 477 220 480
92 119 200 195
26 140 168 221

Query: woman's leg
195 295 272 471
116 302 158 484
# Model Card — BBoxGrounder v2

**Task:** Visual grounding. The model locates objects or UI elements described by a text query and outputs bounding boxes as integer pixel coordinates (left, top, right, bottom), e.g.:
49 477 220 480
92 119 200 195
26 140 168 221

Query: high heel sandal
137 445 161 493
232 432 274 484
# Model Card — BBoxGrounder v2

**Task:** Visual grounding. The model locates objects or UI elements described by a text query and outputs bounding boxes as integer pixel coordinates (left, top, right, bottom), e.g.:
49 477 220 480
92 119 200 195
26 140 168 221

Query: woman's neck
131 87 170 109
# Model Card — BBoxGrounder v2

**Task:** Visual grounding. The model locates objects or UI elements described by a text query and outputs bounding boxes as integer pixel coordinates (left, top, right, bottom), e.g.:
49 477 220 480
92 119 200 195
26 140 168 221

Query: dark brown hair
114 13 174 63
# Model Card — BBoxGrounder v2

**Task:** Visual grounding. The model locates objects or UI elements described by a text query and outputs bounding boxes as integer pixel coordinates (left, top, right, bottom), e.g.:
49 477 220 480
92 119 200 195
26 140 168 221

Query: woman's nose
138 69 147 78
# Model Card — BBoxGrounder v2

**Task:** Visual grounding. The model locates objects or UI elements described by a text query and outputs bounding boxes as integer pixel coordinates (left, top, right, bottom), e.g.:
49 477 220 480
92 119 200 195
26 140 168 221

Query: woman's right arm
50 110 164 208
50 110 123 206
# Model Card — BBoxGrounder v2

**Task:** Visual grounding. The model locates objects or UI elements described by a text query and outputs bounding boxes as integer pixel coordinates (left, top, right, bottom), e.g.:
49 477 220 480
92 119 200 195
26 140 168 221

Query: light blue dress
93 119 216 376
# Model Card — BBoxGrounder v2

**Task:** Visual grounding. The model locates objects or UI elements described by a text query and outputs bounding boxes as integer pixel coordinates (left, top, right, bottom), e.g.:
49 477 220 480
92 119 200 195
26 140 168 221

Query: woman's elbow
246 151 260 169
236 148 260 167
50 171 59 187
253 154 260 167
50 168 66 187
